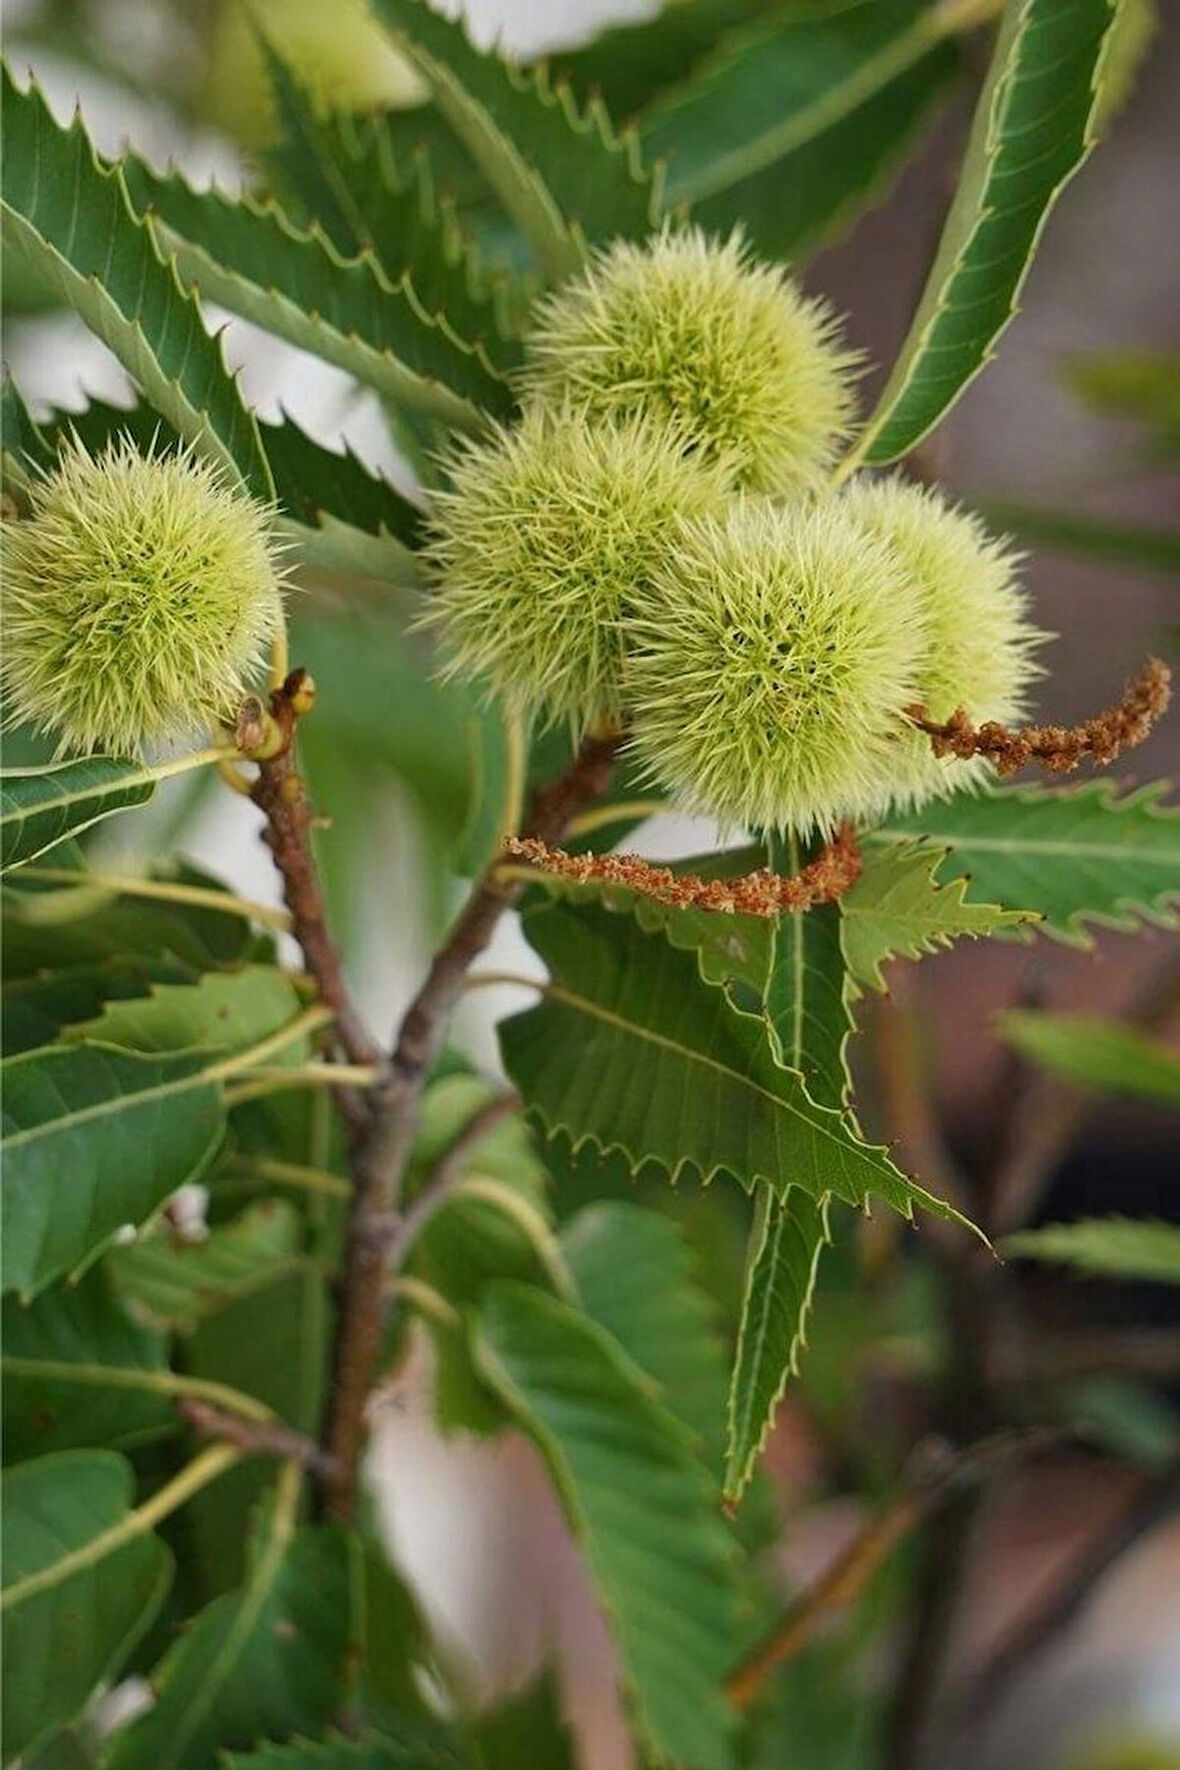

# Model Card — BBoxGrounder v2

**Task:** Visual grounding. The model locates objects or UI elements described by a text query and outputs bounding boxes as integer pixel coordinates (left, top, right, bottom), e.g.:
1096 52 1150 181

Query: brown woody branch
907 656 1170 777
178 1397 337 1478
318 730 622 1522
247 670 379 1086
727 1428 1067 1711
503 823 861 916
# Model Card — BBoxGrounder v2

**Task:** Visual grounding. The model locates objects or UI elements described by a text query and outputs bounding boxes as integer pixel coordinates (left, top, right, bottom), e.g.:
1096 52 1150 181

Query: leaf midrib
664 6 947 204
541 979 873 1169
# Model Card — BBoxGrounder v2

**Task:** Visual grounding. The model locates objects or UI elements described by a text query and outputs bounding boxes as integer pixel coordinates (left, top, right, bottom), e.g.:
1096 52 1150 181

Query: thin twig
178 1397 338 1479
907 656 1170 778
728 1429 1065 1710
249 668 380 1088
501 824 861 916
955 1459 1180 1725
319 730 622 1522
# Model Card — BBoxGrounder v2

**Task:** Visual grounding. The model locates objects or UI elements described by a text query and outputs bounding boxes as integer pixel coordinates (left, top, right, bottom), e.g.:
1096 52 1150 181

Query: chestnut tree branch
319 731 622 1522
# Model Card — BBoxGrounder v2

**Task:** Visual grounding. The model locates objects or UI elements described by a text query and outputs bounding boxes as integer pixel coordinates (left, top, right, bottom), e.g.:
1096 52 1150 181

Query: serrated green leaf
370 0 659 280
999 1010 1180 1106
849 0 1118 466
1003 1217 1180 1284
108 1199 312 1331
1 369 55 498
0 69 271 498
1 1450 172 1763
841 840 1033 991
725 1190 830 1504
503 895 968 1227
1 756 158 873
2 1268 170 1462
726 832 843 1504
3 859 257 977
1 958 188 1057
63 966 305 1058
117 153 509 431
561 1201 729 1458
107 1481 355 1770
1 1044 225 1298
546 0 769 124
474 1282 738 1770
645 0 959 260
869 780 1180 947
261 47 523 367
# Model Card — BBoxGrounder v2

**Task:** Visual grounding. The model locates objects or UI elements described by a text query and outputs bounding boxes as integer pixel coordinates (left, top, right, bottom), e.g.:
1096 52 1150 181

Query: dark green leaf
1 1044 225 1299
1 1450 172 1763
471 1671 574 1770
1 756 158 873
118 154 510 430
261 47 523 367
0 69 271 497
503 896 969 1226
3 859 257 976
370 0 660 279
183 1269 331 1597
561 1201 728 1458
108 1200 313 1330
546 0 771 124
850 0 1118 464
1003 1217 1180 1284
2 1268 171 1462
1 958 187 1057
108 1487 356 1770
869 780 1180 947
645 0 959 261
475 1283 738 1770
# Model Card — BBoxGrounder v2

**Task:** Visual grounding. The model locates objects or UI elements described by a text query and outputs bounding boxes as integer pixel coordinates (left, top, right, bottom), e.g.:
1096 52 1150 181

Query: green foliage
726 838 845 1503
642 0 960 261
871 781 1180 946
561 1201 729 1459
841 842 1034 991
503 894 969 1226
369 0 660 278
849 0 1118 465
119 154 509 432
108 1483 356 1770
2 1269 171 1462
260 46 524 365
108 1199 314 1329
1 1044 226 1299
0 0 1173 1762
0 70 271 498
0 756 159 872
475 1282 738 1770
999 1010 1180 1106
1 1450 172 1762
1003 1218 1180 1284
